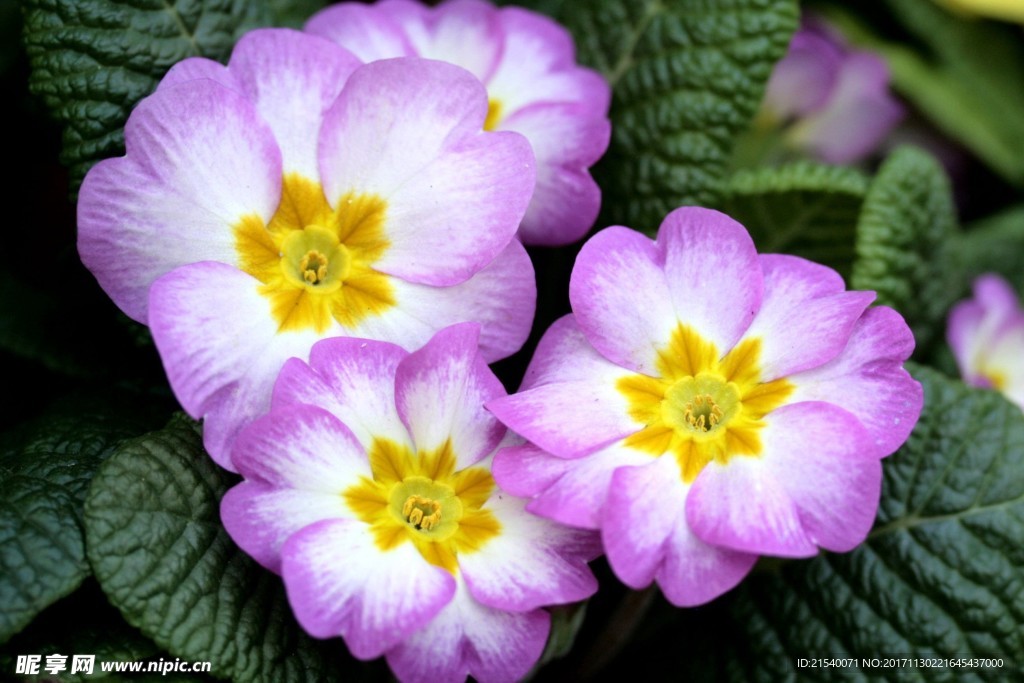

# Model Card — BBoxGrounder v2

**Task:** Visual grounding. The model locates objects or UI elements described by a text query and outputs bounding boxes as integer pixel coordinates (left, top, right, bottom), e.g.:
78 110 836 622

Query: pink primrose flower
306 0 611 246
488 207 923 606
762 19 904 164
77 29 537 468
948 273 1024 409
221 324 598 683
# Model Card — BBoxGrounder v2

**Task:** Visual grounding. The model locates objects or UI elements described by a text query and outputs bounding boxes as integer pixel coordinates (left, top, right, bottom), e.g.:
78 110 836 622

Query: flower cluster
948 273 1024 410
760 18 904 164
75 1 926 681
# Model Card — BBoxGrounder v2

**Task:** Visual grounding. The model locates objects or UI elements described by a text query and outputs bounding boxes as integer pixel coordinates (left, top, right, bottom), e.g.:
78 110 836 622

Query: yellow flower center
234 173 395 333
617 324 794 482
344 438 500 573
484 99 503 131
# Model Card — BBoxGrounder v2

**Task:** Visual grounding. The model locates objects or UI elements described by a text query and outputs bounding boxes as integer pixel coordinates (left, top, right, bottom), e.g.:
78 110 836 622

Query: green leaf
509 0 798 232
85 415 377 683
719 162 869 278
0 580 161 682
719 364 1024 680
0 476 87 646
851 146 961 348
22 0 274 192
821 1 1024 186
951 206 1024 293
267 0 329 28
0 399 157 645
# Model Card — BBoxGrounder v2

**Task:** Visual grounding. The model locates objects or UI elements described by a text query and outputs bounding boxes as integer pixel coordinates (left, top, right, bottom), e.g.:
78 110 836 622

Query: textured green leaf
718 365 1024 681
85 415 375 683
951 206 1024 293
719 162 868 277
508 0 798 232
852 146 961 348
0 400 156 645
267 0 329 28
0 476 87 646
22 0 274 192
0 580 161 682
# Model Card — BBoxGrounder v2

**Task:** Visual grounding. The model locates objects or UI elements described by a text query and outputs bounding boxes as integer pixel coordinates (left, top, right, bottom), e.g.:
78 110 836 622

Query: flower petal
503 103 610 246
687 454 816 558
159 56 238 90
78 81 281 321
395 323 507 468
486 6 611 115
222 28 362 178
272 338 411 452
281 518 455 658
758 402 881 552
601 455 758 606
486 374 638 459
659 207 764 355
362 239 535 363
789 306 922 458
148 262 321 468
740 254 875 380
569 226 677 375
317 57 534 286
230 404 370 490
459 492 598 611
492 442 651 529
789 52 904 164
519 314 625 391
396 0 505 82
762 29 842 119
221 482 347 573
305 1 417 62
386 578 549 683
688 401 877 556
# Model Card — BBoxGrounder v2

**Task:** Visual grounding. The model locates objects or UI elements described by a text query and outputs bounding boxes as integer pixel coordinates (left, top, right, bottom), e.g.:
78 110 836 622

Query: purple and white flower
488 207 923 606
221 324 598 683
948 273 1024 409
761 18 904 164
77 29 537 468
307 0 611 246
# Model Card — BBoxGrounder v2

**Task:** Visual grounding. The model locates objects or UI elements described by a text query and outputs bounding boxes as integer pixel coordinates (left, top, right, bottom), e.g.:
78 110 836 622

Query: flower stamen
299 250 329 284
403 494 443 530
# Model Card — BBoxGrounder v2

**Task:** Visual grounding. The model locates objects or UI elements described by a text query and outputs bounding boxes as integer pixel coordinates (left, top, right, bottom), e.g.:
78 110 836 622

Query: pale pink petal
492 442 651 529
741 254 875 380
789 306 921 458
148 262 323 468
223 29 362 177
77 81 281 321
317 57 534 286
790 52 904 164
356 239 535 363
221 483 347 573
518 314 625 391
230 404 370 490
504 103 610 246
487 6 611 115
386 578 549 683
459 492 597 611
569 226 677 375
272 339 412 452
762 29 842 119
658 207 764 355
395 324 506 468
687 455 816 558
603 456 757 606
281 518 455 659
305 2 417 62
399 0 505 82
757 402 881 552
